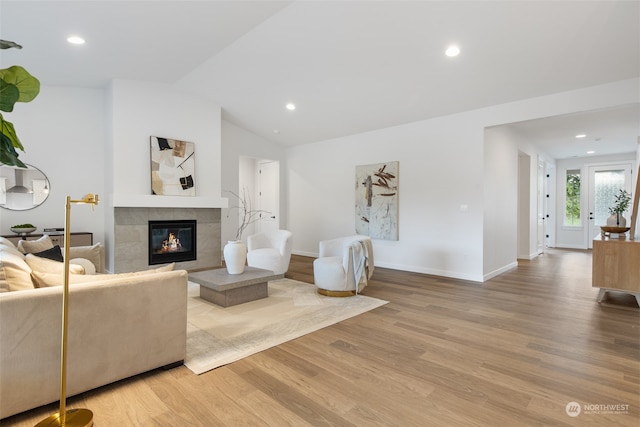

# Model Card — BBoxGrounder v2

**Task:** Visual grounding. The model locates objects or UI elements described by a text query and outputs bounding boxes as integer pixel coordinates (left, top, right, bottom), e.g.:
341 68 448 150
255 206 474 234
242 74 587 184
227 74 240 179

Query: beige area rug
185 278 388 375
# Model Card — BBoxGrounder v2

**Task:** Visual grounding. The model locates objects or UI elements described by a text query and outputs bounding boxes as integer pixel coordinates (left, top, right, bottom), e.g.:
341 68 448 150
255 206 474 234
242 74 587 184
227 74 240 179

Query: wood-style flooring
2 249 639 426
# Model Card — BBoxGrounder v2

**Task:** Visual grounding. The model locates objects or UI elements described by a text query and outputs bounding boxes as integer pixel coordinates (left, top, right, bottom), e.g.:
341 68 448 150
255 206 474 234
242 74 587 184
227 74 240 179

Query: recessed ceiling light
445 45 460 57
285 103 296 111
67 36 85 45
575 134 587 138
587 150 595 154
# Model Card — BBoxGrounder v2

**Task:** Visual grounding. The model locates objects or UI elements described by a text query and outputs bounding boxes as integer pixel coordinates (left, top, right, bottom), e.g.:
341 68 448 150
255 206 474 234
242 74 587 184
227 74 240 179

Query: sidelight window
565 169 581 226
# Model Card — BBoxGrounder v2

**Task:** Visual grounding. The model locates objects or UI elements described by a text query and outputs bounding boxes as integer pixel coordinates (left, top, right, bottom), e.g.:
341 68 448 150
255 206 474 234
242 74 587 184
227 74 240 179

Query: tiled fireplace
114 207 221 273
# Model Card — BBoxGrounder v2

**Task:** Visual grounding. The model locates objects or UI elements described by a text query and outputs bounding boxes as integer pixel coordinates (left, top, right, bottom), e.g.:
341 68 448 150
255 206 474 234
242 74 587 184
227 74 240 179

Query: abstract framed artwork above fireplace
113 207 221 273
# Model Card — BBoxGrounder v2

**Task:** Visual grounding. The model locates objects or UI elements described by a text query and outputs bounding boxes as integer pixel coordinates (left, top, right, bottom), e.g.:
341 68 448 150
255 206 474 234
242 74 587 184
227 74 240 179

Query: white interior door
587 163 632 247
537 160 546 254
256 160 279 233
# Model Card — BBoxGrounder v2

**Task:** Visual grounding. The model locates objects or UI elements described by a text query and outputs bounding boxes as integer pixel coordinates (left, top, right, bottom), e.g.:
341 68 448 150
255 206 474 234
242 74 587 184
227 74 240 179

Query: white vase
606 214 627 227
224 240 247 274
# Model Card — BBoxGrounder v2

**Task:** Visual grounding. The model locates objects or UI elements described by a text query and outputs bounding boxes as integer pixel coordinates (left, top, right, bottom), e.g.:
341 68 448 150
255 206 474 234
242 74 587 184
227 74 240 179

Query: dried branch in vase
226 188 271 241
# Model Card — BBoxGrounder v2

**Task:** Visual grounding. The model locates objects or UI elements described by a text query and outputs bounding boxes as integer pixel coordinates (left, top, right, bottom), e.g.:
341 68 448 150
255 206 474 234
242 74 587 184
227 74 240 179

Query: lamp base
35 408 93 427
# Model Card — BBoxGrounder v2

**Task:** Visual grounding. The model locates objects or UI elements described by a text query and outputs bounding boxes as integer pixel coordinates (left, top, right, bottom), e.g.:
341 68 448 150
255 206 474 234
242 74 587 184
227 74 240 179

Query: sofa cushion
30 262 175 288
17 235 54 254
0 251 34 292
25 253 85 278
32 245 64 262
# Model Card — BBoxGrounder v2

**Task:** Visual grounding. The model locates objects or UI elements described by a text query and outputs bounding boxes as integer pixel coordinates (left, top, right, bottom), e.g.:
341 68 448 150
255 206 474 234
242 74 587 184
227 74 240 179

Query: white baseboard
554 243 589 250
482 261 518 282
292 251 512 283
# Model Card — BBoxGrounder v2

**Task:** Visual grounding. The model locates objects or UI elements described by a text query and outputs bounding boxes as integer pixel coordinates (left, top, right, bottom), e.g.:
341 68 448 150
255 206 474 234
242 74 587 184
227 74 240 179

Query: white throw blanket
351 237 374 294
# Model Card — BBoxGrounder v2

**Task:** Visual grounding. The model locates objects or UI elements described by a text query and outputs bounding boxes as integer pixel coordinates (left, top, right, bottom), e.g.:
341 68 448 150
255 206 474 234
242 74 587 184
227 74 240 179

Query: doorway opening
238 156 280 237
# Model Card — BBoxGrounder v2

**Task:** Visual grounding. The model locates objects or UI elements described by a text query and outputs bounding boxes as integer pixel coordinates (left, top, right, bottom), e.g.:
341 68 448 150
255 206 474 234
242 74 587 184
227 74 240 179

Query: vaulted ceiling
1 1 638 158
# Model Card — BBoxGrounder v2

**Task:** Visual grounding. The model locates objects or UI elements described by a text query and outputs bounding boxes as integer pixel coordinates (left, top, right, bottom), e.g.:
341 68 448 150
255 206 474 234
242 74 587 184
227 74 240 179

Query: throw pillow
32 245 64 262
0 237 16 247
17 235 54 254
0 251 34 292
68 243 102 273
69 258 97 275
148 262 175 273
30 262 176 288
0 243 23 257
25 253 85 277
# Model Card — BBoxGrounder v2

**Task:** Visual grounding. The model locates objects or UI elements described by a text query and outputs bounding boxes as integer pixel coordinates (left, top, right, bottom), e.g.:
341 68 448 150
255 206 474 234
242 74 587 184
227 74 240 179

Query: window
565 169 581 226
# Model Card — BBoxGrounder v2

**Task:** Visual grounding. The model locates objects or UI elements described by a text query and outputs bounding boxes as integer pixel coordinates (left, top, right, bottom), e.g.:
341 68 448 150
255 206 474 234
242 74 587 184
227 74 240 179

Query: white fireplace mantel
112 194 228 209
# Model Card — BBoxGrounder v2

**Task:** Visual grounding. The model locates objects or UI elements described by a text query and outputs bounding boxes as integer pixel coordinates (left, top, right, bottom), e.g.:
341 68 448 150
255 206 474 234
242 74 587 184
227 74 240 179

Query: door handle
270 216 276 219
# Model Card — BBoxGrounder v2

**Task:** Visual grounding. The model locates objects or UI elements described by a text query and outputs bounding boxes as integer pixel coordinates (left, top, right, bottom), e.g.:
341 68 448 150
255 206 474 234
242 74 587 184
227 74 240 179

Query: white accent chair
246 229 293 274
313 235 374 296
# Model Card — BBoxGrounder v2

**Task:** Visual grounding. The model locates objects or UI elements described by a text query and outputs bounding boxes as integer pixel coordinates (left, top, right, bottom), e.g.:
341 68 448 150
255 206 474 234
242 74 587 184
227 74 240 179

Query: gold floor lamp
37 194 99 427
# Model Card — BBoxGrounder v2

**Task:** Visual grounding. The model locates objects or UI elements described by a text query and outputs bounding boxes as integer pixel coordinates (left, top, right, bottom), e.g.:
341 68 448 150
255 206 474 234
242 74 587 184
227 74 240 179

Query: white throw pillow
30 263 176 288
0 237 16 247
69 258 96 275
25 253 85 276
0 251 34 291
17 235 54 254
67 243 103 273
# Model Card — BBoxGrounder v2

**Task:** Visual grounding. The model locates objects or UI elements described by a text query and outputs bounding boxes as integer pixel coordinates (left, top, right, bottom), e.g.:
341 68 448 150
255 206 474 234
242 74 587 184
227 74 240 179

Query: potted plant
10 223 36 236
0 39 41 168
224 188 270 274
607 189 632 227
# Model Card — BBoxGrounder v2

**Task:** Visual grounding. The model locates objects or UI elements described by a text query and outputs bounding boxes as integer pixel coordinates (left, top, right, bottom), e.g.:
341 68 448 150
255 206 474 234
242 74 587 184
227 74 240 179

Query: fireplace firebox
148 220 197 265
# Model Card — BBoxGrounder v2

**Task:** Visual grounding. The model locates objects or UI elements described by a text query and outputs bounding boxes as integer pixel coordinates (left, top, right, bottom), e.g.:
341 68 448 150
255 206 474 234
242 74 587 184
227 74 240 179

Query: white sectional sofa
0 237 189 419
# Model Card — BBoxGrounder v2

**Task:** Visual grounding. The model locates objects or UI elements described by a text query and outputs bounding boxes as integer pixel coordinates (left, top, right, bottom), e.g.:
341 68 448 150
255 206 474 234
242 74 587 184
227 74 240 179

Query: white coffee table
188 266 284 307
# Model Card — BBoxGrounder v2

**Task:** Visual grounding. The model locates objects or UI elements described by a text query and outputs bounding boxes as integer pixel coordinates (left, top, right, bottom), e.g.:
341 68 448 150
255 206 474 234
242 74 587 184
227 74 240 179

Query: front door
587 163 633 248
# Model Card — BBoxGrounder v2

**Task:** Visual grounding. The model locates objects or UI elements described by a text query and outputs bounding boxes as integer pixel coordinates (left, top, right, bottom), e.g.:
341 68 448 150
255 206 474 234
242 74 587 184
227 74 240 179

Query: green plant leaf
0 79 20 112
0 65 40 103
0 112 23 150
0 131 26 167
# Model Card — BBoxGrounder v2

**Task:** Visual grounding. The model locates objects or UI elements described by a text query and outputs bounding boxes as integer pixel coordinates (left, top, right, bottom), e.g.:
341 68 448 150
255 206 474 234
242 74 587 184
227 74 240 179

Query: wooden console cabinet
592 234 640 306
1 232 93 248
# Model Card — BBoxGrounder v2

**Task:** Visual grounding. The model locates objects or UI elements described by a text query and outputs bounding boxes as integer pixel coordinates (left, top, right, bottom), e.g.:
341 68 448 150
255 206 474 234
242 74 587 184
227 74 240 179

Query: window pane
565 170 581 226
594 170 625 226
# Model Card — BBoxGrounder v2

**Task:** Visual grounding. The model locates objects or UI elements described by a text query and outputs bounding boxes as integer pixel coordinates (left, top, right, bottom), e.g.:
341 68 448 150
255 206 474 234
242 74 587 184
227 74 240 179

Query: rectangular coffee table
188 266 284 307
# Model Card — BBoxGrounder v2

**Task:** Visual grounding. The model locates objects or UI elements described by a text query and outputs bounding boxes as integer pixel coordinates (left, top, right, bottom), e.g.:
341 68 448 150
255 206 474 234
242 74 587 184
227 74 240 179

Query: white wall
484 125 555 263
108 80 222 199
287 113 486 281
0 86 107 243
221 120 286 246
482 126 520 278
517 152 532 258
286 78 640 282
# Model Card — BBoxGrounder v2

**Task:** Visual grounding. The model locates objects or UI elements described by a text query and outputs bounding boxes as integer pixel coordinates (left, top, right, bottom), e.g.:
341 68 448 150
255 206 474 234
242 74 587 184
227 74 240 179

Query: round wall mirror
0 163 51 211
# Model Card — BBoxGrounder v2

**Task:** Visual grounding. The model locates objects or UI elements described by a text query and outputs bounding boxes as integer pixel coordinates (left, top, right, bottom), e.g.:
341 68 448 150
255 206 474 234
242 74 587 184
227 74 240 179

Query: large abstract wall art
355 161 399 240
150 136 196 196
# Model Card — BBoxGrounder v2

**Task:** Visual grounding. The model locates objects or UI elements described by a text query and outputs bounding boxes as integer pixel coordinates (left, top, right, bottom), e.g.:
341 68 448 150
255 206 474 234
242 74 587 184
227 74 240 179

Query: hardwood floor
3 249 639 426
